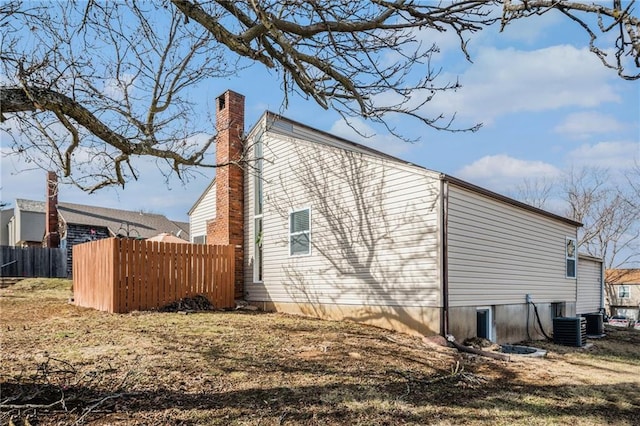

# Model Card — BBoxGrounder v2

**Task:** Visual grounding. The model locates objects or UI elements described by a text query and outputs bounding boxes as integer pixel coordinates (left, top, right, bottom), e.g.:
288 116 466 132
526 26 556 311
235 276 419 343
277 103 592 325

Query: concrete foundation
251 299 578 344
448 302 577 344
252 301 441 337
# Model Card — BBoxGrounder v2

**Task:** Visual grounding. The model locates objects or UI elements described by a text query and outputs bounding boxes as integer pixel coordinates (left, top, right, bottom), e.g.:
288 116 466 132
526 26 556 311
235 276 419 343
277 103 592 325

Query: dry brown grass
1 278 639 425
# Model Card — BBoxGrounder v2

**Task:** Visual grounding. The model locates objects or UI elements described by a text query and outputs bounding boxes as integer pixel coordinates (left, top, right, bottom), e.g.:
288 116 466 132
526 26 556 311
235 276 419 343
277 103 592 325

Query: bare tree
562 167 639 268
514 177 555 209
515 166 639 312
1 1 638 190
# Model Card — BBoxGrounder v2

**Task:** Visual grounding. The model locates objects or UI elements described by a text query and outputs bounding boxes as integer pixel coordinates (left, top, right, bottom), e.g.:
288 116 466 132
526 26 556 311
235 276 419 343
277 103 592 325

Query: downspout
600 260 605 313
440 177 449 336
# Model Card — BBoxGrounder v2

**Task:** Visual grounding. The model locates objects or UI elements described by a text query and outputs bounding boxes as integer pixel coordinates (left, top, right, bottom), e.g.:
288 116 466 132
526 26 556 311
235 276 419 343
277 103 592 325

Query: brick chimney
44 171 60 248
206 90 245 298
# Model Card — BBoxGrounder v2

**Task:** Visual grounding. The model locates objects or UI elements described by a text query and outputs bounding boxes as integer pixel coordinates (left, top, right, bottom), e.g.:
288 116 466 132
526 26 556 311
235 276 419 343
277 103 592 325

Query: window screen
290 208 310 256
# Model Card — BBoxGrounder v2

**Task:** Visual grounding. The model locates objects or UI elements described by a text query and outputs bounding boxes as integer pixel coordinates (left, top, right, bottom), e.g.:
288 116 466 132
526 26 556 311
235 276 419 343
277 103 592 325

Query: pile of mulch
158 295 215 313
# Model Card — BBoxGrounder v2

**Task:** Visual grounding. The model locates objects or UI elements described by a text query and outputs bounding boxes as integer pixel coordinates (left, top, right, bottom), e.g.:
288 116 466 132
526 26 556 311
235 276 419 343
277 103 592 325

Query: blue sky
1 8 638 226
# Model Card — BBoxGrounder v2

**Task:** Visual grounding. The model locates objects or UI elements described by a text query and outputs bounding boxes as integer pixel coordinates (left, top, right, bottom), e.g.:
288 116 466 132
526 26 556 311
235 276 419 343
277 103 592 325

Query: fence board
0 246 67 278
73 238 235 313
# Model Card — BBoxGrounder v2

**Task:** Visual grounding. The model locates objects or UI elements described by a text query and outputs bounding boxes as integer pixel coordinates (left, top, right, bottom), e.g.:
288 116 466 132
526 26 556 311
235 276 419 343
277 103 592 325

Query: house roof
16 199 46 213
57 202 188 240
253 111 583 228
171 220 190 237
14 199 189 240
606 269 640 284
578 253 603 262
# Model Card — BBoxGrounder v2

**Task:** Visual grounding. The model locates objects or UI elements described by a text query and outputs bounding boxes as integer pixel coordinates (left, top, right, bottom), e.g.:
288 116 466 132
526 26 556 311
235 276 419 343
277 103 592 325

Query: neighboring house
0 207 14 246
605 269 640 320
191 90 602 344
2 199 47 247
2 174 189 276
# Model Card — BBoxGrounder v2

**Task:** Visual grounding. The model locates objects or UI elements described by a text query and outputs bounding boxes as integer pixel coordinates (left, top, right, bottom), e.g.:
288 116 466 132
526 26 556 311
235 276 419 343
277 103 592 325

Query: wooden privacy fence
73 238 235 313
0 246 67 278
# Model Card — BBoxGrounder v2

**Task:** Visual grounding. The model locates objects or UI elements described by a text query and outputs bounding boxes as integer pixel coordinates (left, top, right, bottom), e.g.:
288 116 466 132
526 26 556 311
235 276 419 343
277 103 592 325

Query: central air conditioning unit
553 317 586 347
583 313 604 335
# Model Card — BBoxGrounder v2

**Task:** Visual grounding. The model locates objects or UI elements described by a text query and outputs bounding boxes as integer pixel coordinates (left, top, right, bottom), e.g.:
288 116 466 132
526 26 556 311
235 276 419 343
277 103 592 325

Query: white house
190 90 603 343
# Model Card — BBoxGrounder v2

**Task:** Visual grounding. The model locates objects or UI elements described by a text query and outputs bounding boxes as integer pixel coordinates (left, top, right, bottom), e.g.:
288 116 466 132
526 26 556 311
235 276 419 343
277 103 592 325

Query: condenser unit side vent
553 317 586 347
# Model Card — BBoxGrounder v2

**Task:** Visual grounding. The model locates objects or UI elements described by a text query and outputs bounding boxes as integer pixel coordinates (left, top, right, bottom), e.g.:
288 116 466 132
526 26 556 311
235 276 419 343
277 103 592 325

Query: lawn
1 279 639 425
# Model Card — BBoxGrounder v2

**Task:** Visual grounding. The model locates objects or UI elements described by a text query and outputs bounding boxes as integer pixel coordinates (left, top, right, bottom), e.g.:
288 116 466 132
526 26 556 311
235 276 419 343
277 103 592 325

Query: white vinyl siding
189 182 216 243
244 117 442 308
447 184 579 307
576 256 603 314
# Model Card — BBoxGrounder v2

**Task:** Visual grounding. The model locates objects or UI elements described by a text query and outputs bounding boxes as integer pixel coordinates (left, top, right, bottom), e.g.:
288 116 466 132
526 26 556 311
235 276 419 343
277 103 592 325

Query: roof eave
441 174 583 228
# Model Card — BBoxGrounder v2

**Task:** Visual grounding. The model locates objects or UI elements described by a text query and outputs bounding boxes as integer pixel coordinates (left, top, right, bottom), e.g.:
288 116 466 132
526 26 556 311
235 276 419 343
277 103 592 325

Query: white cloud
417 45 620 125
102 74 136 101
329 117 415 157
498 9 563 45
567 141 640 169
456 154 561 193
554 111 627 139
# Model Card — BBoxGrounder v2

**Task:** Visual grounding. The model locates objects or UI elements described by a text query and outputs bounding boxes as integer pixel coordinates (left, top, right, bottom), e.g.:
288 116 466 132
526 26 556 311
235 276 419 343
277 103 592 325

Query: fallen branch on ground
446 335 510 361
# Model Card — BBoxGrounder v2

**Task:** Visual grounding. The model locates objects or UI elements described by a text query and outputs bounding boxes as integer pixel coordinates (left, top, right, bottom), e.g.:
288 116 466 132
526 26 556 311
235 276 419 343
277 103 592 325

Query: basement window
289 208 311 256
566 237 576 278
551 302 565 319
476 306 493 342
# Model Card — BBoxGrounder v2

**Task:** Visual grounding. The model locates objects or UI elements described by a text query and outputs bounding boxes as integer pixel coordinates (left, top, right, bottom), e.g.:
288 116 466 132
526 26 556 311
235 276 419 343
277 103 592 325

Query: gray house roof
14 199 189 240
58 202 189 240
16 199 46 213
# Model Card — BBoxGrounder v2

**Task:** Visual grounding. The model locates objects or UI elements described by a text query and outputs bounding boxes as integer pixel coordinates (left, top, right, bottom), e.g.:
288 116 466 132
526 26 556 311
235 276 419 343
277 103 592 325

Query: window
289 208 311 256
618 285 630 299
254 217 263 282
551 302 565 319
193 235 206 244
254 134 263 215
253 133 264 282
566 237 576 278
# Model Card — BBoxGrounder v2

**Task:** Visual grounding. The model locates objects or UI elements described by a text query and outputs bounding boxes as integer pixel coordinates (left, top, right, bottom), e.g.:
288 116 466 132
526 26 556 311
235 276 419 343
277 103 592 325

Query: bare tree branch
1 1 637 191
502 0 640 80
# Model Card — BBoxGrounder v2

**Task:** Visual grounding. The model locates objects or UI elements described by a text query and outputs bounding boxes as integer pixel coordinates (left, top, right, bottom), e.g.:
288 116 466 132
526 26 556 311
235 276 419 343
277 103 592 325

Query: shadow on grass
522 327 640 366
2 378 638 425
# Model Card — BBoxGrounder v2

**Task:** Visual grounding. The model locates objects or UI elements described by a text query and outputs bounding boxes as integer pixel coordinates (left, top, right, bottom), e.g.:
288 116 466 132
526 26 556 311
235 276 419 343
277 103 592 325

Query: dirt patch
2 280 640 425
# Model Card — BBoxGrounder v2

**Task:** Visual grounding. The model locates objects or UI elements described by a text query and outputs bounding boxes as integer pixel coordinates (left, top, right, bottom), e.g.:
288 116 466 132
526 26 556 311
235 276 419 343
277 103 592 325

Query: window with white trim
476 306 493 341
289 208 311 256
566 237 576 278
618 285 630 299
254 217 263 282
193 235 206 244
